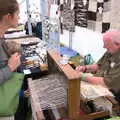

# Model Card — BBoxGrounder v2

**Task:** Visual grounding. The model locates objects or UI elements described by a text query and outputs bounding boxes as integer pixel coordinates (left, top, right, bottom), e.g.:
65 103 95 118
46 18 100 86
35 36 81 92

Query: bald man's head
103 30 120 44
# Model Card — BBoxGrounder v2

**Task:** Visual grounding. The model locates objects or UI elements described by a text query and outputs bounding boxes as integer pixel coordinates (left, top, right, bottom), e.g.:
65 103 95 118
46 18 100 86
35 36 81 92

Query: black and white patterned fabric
59 0 111 33
87 0 111 33
60 0 75 32
74 0 88 27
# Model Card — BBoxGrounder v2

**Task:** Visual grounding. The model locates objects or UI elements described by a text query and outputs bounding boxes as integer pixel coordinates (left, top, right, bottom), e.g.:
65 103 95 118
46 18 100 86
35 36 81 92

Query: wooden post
47 50 81 119
68 78 80 119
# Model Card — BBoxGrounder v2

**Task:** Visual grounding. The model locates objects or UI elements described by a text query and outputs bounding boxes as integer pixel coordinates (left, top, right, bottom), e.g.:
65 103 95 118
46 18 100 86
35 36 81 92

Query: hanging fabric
71 0 74 10
87 0 111 33
74 0 88 27
61 0 75 32
109 0 120 30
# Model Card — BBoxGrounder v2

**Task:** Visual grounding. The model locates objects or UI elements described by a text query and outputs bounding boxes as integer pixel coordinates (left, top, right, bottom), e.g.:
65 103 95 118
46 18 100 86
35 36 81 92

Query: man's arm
76 64 99 73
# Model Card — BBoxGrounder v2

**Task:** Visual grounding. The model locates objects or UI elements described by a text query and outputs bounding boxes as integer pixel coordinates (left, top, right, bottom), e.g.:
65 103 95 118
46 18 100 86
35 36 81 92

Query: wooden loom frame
29 50 118 120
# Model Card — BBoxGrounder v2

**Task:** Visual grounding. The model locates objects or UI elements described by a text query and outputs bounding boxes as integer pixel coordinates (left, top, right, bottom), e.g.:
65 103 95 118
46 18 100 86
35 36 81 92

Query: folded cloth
60 46 78 57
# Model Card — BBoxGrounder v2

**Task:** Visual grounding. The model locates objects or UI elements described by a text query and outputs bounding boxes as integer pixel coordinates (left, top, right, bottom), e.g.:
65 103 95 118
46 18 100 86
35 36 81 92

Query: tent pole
26 0 32 35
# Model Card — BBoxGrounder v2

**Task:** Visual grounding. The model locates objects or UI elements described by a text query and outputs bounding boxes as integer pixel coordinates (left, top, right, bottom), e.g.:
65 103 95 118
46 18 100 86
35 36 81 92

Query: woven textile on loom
28 73 68 110
28 73 114 112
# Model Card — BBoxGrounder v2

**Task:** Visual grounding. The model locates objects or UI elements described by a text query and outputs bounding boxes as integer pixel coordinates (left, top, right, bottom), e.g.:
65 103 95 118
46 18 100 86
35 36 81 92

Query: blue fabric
60 46 78 57
19 90 24 98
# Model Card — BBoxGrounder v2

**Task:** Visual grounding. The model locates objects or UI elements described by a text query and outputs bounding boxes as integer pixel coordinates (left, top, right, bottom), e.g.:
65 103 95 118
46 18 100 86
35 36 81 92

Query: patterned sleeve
97 52 109 67
0 66 12 85
104 62 120 91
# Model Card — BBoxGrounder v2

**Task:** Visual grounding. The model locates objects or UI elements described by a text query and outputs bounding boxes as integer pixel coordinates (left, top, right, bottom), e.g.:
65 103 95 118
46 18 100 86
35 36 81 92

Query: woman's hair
0 0 19 20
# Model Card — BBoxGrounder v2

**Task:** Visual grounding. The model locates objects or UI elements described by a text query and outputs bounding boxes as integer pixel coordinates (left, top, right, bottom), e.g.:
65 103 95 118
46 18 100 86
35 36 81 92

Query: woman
0 0 21 84
0 0 21 119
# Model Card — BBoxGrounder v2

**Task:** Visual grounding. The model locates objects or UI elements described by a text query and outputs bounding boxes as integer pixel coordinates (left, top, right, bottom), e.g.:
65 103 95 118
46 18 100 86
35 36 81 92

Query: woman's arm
0 52 21 85
0 66 12 84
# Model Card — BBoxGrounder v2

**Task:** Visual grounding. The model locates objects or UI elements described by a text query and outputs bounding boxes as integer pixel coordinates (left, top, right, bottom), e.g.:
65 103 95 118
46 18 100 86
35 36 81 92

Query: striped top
0 39 12 85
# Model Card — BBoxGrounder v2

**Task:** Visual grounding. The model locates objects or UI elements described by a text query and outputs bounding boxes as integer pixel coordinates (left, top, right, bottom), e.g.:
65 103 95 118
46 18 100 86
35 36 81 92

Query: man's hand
75 65 86 72
87 76 107 87
76 64 98 73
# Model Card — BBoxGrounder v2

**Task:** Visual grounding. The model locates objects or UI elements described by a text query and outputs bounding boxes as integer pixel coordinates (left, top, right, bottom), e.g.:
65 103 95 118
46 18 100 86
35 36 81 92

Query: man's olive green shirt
96 51 120 92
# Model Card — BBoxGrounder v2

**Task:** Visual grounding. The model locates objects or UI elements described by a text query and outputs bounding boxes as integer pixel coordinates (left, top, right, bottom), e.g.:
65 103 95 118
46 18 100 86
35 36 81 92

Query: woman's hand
8 52 21 71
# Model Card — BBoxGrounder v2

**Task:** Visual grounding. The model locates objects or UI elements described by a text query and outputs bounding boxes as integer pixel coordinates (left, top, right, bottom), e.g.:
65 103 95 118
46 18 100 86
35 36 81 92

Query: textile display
61 0 75 32
87 0 111 33
0 72 24 116
41 0 60 50
42 17 50 42
41 0 51 42
74 0 88 27
74 0 111 32
110 0 120 30
59 0 111 33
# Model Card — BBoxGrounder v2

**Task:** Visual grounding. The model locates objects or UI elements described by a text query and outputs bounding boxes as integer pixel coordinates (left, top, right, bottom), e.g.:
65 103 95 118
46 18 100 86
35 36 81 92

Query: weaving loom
28 50 119 120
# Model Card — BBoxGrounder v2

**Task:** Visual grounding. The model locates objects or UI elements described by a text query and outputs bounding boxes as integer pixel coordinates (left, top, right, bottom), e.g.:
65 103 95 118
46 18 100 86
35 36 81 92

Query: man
76 30 120 101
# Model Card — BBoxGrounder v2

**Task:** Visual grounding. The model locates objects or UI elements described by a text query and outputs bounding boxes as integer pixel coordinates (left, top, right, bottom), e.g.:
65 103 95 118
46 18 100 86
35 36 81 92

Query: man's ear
115 42 120 49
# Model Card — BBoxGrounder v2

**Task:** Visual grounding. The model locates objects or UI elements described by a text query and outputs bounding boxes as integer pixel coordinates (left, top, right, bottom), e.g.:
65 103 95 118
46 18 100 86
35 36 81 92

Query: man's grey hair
103 30 120 44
